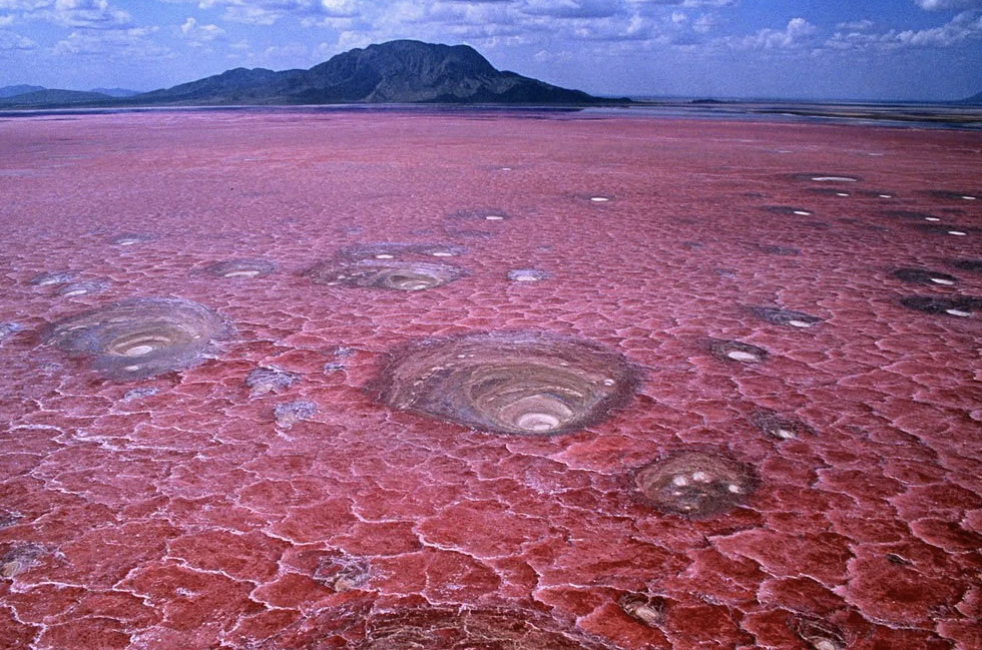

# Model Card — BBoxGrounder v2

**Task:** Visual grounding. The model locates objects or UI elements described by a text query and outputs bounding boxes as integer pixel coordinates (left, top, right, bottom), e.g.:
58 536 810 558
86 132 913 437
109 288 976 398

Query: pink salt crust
1 110 980 650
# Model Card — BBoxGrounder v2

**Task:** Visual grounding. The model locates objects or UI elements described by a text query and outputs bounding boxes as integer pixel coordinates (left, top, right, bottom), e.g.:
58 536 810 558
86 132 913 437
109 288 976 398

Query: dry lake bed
1 108 980 650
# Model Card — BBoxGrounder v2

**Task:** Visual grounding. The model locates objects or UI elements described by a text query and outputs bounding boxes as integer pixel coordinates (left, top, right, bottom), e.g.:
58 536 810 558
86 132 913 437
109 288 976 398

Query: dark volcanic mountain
136 40 615 105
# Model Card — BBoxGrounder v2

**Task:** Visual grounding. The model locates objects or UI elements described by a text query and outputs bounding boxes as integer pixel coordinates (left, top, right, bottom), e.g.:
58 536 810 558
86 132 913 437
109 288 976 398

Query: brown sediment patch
899 296 981 317
708 339 769 364
200 258 276 279
109 233 154 246
752 307 823 329
635 449 758 519
751 410 816 440
43 297 229 380
246 366 299 396
373 331 640 436
351 606 604 650
1 543 47 579
618 592 667 626
757 244 801 256
28 271 73 286
950 259 982 274
891 268 958 286
304 259 465 292
273 400 316 429
788 614 847 650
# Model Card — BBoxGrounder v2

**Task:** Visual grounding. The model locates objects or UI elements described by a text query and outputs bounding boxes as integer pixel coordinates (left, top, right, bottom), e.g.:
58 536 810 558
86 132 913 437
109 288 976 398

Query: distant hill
958 89 982 105
0 84 45 98
91 87 141 98
0 89 114 107
131 40 621 107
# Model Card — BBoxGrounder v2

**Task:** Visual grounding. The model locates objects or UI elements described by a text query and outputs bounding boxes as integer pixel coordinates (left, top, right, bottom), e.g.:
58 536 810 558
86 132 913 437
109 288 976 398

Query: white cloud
836 19 873 31
725 17 817 50
915 0 982 10
0 13 14 23
41 0 133 29
179 16 226 44
53 25 168 56
0 28 36 48
829 10 982 49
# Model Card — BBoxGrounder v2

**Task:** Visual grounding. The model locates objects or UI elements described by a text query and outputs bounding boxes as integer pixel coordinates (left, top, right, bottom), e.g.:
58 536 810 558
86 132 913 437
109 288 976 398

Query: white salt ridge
811 176 858 182
787 319 814 328
946 309 971 317
727 350 760 362
590 197 610 203
930 278 955 285
948 230 967 236
793 210 812 216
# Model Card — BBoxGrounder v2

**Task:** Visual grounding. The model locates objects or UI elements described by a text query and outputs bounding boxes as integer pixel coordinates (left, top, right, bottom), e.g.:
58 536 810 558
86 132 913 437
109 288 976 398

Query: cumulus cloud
0 28 36 48
915 0 982 10
53 25 168 56
179 16 226 44
724 17 817 50
829 9 982 49
41 0 133 29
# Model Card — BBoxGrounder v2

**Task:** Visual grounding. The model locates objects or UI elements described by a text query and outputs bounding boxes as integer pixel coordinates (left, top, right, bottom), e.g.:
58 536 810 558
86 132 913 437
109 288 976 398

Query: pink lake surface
1 110 981 650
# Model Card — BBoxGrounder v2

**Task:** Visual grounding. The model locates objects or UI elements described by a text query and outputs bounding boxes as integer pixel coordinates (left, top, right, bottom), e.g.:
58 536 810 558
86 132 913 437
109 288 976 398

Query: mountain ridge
0 40 623 109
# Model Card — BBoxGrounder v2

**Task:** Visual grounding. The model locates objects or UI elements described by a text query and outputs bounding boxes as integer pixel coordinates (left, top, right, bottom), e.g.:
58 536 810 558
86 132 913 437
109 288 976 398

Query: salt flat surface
1 110 980 650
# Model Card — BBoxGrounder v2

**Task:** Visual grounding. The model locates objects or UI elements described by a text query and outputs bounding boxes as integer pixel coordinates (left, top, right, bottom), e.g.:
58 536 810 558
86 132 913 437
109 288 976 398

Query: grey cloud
915 0 982 10
0 28 36 48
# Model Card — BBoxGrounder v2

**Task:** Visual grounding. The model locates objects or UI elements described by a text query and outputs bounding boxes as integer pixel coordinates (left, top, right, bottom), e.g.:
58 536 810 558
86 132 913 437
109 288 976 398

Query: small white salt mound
946 309 970 317
925 217 941 222
125 345 156 357
431 251 453 257
224 270 260 278
793 210 812 216
692 471 712 483
962 196 977 200
811 176 857 182
63 289 87 297
119 240 137 246
590 197 610 203
375 254 395 259
836 193 849 197
485 215 505 221
787 319 814 328
672 475 689 487
879 194 893 199
948 230 967 236
501 167 512 171
930 278 955 285
776 428 796 439
727 350 760 362
727 484 743 494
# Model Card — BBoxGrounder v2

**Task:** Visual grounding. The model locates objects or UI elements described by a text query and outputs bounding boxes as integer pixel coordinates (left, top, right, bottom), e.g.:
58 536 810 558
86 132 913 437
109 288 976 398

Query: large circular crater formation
374 332 641 436
44 297 229 380
304 259 464 292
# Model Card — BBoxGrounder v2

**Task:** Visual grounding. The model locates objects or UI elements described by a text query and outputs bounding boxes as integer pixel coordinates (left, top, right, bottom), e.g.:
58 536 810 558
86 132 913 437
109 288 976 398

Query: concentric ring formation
305 259 464 292
374 332 640 436
44 297 229 380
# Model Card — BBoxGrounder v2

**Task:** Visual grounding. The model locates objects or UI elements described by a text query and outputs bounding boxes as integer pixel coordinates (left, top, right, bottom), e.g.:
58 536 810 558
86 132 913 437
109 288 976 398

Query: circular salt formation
507 268 549 282
201 258 276 279
709 339 769 364
752 307 822 328
636 449 758 518
374 332 640 436
899 295 979 317
28 271 73 287
751 410 815 440
109 233 153 246
44 297 228 380
892 268 958 286
352 606 599 650
305 260 464 292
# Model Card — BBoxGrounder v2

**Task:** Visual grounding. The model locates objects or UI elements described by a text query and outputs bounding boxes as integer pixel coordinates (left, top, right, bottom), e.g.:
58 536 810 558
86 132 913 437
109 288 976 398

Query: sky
1 0 981 101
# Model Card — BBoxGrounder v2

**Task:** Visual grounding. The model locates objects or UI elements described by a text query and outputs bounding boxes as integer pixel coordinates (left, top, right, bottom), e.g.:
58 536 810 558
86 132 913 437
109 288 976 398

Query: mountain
0 84 45 98
0 89 114 107
91 87 141 98
135 40 619 106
